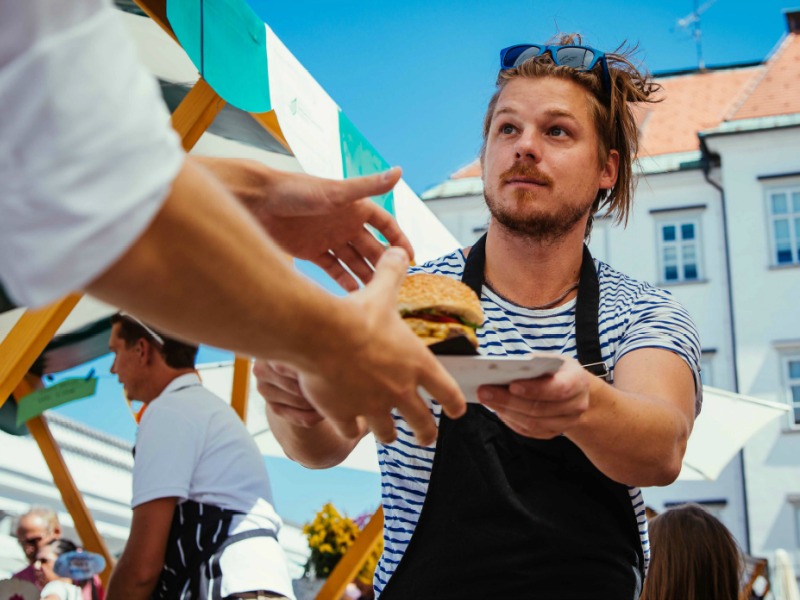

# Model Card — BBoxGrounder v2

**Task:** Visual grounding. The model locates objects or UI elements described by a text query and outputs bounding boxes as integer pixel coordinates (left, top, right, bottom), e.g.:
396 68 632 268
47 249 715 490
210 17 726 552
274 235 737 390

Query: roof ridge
725 34 792 121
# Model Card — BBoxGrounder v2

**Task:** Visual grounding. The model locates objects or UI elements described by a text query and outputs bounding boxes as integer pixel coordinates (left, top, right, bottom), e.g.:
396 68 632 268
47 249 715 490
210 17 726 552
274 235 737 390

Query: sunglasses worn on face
499 44 612 95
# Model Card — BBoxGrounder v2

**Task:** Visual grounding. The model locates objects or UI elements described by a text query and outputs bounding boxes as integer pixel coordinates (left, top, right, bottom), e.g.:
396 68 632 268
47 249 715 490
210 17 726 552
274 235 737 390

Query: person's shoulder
408 248 466 277
596 260 682 308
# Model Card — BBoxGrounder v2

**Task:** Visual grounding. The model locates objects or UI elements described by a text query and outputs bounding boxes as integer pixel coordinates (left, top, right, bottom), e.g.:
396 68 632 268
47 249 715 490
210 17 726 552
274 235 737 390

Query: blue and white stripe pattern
374 249 702 595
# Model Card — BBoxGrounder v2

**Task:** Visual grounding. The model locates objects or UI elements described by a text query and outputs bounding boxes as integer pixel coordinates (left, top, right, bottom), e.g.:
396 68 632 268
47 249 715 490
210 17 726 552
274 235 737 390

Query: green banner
167 0 271 112
338 110 395 219
16 378 98 426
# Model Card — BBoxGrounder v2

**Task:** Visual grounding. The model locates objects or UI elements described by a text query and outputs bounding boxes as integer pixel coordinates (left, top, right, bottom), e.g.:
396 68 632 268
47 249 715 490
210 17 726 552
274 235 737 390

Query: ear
599 149 620 190
135 339 149 363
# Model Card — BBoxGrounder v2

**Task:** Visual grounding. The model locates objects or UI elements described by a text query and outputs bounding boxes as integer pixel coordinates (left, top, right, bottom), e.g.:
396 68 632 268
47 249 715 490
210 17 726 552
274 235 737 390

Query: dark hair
46 538 78 557
481 33 662 239
641 504 743 600
110 313 198 369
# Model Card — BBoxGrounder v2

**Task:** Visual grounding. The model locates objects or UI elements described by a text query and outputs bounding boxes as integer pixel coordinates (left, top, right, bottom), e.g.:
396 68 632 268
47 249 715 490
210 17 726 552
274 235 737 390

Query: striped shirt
374 249 702 595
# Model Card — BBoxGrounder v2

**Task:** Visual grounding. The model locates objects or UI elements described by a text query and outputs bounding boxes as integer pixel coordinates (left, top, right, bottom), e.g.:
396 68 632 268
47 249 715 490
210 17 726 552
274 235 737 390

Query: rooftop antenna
675 0 717 69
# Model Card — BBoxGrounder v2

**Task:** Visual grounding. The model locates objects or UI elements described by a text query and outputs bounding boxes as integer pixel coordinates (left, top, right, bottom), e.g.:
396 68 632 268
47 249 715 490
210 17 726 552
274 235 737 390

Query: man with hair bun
258 33 702 598
105 313 293 600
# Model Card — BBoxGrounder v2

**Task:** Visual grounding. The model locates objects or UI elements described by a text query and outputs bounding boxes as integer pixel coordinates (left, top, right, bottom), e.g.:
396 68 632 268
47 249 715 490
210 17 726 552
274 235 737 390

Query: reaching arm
106 497 177 600
87 159 465 445
190 156 412 291
478 348 696 487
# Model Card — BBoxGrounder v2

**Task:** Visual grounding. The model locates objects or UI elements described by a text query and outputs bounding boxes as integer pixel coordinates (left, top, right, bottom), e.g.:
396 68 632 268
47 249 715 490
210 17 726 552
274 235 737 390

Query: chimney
785 8 800 33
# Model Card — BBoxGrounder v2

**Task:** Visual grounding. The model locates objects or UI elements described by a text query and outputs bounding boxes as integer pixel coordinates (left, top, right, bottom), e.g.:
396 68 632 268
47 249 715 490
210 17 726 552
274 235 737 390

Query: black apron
379 235 644 600
152 500 277 599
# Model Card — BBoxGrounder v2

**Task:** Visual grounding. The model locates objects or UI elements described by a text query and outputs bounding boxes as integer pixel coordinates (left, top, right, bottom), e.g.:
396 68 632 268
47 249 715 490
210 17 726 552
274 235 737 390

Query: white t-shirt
0 0 184 307
133 373 294 599
41 580 82 600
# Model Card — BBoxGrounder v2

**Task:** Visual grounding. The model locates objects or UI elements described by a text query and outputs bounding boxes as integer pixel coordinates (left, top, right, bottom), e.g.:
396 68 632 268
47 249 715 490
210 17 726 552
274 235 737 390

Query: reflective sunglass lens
509 45 544 68
555 47 596 70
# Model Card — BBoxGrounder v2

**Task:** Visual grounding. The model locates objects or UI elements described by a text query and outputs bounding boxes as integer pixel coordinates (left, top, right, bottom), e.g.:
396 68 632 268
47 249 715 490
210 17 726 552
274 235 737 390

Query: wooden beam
0 295 81 409
171 77 227 152
251 111 292 153
14 375 115 585
131 0 175 42
315 507 384 600
231 356 250 422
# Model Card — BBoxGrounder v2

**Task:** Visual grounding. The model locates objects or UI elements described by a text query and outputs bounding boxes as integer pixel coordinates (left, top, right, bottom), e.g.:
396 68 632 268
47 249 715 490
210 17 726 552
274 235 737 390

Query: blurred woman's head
642 504 743 600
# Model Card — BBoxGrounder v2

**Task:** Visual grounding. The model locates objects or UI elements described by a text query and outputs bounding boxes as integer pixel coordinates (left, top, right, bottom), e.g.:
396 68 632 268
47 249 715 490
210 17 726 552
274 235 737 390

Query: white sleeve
41 580 75 600
132 402 204 508
0 0 184 307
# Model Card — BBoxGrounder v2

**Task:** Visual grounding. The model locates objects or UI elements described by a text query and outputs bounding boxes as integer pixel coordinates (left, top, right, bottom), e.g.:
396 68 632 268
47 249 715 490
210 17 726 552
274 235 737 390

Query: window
657 219 701 283
768 186 800 266
784 355 800 428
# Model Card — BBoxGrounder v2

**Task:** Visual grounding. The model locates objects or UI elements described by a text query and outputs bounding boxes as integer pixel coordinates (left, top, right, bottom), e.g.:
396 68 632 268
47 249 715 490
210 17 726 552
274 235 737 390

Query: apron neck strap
462 233 608 379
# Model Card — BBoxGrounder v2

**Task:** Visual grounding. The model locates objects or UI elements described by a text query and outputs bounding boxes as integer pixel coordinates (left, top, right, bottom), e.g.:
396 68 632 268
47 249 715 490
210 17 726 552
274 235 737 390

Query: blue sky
249 0 793 193
45 0 794 527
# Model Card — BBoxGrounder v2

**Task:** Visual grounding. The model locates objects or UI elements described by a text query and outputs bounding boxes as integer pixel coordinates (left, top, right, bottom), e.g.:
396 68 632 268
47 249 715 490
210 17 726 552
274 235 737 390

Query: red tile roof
449 22 799 178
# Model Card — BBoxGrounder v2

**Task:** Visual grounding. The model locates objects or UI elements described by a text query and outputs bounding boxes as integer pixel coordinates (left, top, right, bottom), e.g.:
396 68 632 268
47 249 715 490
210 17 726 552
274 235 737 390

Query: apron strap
463 234 608 379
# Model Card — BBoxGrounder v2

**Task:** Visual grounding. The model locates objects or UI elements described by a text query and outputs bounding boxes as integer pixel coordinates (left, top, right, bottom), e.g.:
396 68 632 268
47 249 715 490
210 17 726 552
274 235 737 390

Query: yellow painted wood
171 78 227 152
315 507 384 600
231 356 250 422
14 375 115 585
251 111 292 153
0 295 81 410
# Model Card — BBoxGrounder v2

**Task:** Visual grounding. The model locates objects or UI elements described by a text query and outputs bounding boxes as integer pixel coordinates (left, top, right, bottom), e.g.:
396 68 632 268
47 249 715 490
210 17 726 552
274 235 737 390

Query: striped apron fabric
152 500 276 599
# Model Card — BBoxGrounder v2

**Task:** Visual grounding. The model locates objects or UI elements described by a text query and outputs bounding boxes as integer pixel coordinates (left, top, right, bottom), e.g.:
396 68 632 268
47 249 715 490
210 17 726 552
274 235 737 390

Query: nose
514 130 540 162
110 357 117 375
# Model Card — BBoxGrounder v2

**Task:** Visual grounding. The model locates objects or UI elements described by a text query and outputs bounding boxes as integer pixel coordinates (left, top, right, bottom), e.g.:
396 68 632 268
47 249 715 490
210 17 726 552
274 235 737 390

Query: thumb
365 247 409 299
332 167 402 206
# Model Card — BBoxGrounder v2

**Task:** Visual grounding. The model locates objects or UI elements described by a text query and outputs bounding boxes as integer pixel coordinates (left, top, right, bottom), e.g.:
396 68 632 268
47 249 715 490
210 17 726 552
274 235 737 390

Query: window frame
765 183 800 267
781 353 800 430
654 213 704 285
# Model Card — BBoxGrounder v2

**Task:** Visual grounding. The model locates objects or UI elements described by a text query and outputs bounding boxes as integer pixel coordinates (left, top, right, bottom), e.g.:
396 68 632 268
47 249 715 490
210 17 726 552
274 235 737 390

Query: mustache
500 164 553 186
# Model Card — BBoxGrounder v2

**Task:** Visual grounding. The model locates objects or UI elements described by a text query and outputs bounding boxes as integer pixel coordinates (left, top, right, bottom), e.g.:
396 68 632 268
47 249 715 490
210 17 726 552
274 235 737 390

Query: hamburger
398 273 484 348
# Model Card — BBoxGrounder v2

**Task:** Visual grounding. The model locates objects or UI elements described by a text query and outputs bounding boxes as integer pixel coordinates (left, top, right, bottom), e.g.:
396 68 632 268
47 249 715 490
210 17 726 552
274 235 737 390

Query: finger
331 167 402 206
267 370 304 397
271 362 299 379
350 226 390 268
313 250 359 292
497 409 563 440
366 207 414 262
364 412 399 445
396 392 438 447
326 415 364 440
331 243 374 285
267 395 325 428
364 247 409 300
418 354 466 419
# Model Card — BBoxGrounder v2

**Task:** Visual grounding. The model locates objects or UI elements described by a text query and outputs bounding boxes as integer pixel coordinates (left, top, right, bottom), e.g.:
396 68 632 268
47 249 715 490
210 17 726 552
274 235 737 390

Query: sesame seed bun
398 273 484 327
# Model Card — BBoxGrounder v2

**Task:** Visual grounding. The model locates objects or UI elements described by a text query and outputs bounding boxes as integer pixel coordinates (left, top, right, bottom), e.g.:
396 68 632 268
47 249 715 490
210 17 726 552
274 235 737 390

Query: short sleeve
616 288 703 414
0 1 184 307
132 403 204 507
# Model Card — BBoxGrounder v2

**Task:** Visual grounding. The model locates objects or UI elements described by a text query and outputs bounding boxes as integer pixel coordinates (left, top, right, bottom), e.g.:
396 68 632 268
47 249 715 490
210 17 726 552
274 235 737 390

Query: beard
484 165 593 243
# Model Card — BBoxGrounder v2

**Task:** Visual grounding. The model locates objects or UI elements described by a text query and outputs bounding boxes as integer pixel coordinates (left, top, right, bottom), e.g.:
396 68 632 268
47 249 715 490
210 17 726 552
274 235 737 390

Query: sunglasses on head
499 44 612 95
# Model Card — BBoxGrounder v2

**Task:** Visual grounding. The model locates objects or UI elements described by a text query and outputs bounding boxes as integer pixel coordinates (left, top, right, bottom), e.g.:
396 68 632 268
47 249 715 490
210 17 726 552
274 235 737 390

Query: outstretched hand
262 248 466 446
194 156 412 291
477 358 591 439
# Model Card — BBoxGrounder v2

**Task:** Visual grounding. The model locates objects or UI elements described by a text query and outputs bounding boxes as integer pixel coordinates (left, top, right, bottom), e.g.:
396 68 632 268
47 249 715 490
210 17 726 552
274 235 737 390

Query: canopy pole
315 507 384 600
171 77 226 152
0 294 81 408
231 356 251 421
14 375 115 585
